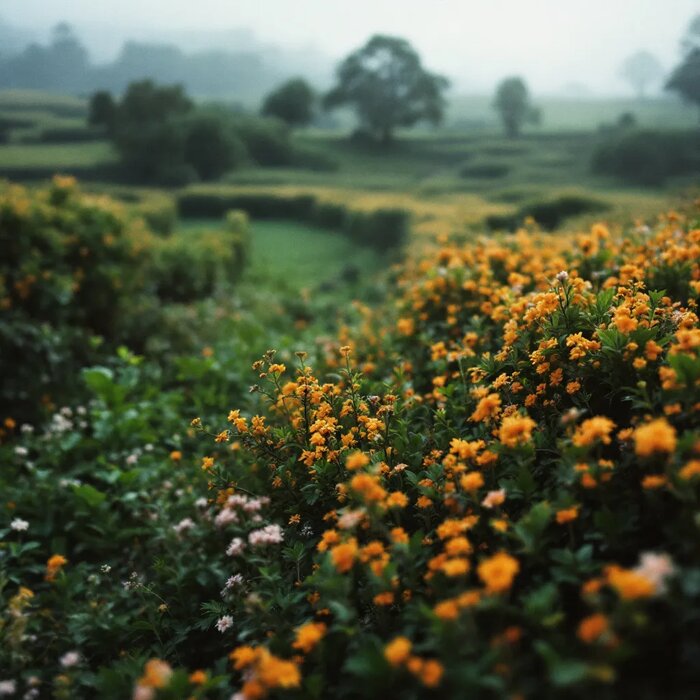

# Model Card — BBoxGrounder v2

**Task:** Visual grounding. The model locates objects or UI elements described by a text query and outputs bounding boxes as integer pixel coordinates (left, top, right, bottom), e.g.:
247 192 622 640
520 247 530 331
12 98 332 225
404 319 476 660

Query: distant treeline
0 22 291 101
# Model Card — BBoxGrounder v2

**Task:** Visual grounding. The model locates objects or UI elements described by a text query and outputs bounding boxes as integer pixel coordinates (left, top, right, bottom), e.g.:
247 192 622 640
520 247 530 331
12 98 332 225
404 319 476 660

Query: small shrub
460 162 510 179
592 129 700 185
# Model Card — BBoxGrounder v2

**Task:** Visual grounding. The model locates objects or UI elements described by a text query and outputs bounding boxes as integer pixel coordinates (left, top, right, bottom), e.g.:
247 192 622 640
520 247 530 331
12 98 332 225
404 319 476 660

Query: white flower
100 564 112 573
172 518 194 535
215 508 239 528
126 453 139 465
195 497 208 508
60 651 81 668
215 615 234 633
226 537 245 556
10 518 29 532
20 424 34 434
635 552 676 594
0 680 16 696
248 524 284 546
14 446 28 457
226 574 244 589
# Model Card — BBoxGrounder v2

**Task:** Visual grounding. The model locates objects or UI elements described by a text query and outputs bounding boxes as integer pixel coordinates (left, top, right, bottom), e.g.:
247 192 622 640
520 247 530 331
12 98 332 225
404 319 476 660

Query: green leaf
73 484 107 507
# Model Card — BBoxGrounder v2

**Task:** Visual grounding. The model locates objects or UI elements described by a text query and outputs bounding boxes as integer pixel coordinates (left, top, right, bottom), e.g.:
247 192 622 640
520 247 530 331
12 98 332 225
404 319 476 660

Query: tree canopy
620 51 664 98
261 78 315 127
493 77 539 138
323 35 449 144
666 48 700 120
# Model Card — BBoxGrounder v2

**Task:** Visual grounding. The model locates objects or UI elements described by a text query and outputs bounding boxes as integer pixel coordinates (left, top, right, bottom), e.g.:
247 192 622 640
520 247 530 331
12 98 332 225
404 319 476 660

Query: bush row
177 189 410 251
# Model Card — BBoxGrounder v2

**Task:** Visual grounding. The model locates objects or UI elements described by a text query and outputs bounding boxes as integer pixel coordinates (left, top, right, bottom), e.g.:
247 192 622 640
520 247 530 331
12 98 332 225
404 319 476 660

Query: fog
2 0 696 95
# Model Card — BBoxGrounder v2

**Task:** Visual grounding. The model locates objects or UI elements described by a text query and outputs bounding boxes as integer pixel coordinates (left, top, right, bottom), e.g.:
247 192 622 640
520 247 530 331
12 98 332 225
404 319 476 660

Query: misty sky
2 0 697 94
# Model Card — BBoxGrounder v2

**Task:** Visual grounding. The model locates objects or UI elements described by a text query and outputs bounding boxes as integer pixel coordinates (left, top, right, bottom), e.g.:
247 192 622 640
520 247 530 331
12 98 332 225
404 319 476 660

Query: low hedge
177 189 409 252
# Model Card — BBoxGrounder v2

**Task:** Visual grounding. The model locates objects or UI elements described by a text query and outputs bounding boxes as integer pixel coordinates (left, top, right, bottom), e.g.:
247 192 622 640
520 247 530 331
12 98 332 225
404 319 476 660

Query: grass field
180 217 386 294
0 141 114 167
0 89 695 247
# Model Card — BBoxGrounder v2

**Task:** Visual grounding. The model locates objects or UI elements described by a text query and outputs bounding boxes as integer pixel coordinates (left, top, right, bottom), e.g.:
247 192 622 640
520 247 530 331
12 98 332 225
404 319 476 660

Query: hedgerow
1 197 699 699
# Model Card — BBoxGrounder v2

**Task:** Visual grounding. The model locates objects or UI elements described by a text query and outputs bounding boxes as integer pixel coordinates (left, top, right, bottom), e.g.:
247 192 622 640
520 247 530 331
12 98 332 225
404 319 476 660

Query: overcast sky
2 0 697 94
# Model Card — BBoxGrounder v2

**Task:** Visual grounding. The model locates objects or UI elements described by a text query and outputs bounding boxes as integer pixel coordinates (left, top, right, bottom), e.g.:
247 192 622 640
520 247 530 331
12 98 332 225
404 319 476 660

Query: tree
493 77 538 138
323 35 449 144
261 78 315 127
111 80 194 181
183 112 245 180
620 51 664 98
681 14 700 55
88 91 116 132
666 48 700 121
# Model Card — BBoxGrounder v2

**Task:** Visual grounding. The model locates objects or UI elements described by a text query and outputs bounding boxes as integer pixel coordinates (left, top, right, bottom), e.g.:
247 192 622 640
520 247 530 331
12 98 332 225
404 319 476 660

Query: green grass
0 141 115 169
180 218 386 296
447 94 699 131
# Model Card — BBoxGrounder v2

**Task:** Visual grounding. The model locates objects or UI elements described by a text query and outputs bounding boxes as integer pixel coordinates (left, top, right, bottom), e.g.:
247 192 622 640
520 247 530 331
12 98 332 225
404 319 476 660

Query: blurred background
0 0 698 246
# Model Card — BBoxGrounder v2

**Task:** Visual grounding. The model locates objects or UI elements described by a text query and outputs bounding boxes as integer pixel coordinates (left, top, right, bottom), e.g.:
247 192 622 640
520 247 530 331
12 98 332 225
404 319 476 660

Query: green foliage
261 78 315 127
592 129 700 185
666 47 700 115
324 35 449 143
87 90 116 132
493 77 539 138
177 188 408 251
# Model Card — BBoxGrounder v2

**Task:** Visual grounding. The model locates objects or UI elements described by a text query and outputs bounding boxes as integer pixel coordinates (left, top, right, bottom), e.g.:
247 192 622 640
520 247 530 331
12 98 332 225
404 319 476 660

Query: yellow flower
634 418 677 457
477 552 519 593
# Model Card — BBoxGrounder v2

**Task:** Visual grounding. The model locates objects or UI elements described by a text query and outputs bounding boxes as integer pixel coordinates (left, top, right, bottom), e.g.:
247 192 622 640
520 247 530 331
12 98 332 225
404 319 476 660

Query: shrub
486 193 609 231
177 189 409 251
592 129 700 185
150 210 249 302
460 162 510 179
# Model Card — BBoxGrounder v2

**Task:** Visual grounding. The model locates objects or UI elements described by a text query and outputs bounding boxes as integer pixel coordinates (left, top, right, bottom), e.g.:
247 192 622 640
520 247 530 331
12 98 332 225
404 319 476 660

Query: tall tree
493 77 539 138
323 35 449 144
666 48 700 121
620 51 664 98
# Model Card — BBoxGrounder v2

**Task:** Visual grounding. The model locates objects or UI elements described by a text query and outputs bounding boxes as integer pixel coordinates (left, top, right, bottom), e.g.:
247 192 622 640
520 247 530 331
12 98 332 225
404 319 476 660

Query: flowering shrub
2 199 699 698
186 209 700 698
0 177 249 419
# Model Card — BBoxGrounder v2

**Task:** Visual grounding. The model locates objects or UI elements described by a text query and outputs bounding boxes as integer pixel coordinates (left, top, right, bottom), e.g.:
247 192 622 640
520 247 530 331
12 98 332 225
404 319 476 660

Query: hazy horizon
1 0 697 96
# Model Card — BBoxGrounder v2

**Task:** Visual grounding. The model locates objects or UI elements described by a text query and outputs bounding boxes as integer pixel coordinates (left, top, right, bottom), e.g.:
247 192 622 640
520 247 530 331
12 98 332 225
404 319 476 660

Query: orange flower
577 613 609 643
384 636 412 666
498 415 536 448
292 622 326 653
418 659 444 688
477 552 519 593
555 506 579 524
607 568 656 599
470 393 502 422
345 451 370 471
45 554 68 582
572 416 616 447
634 418 677 457
330 539 358 573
